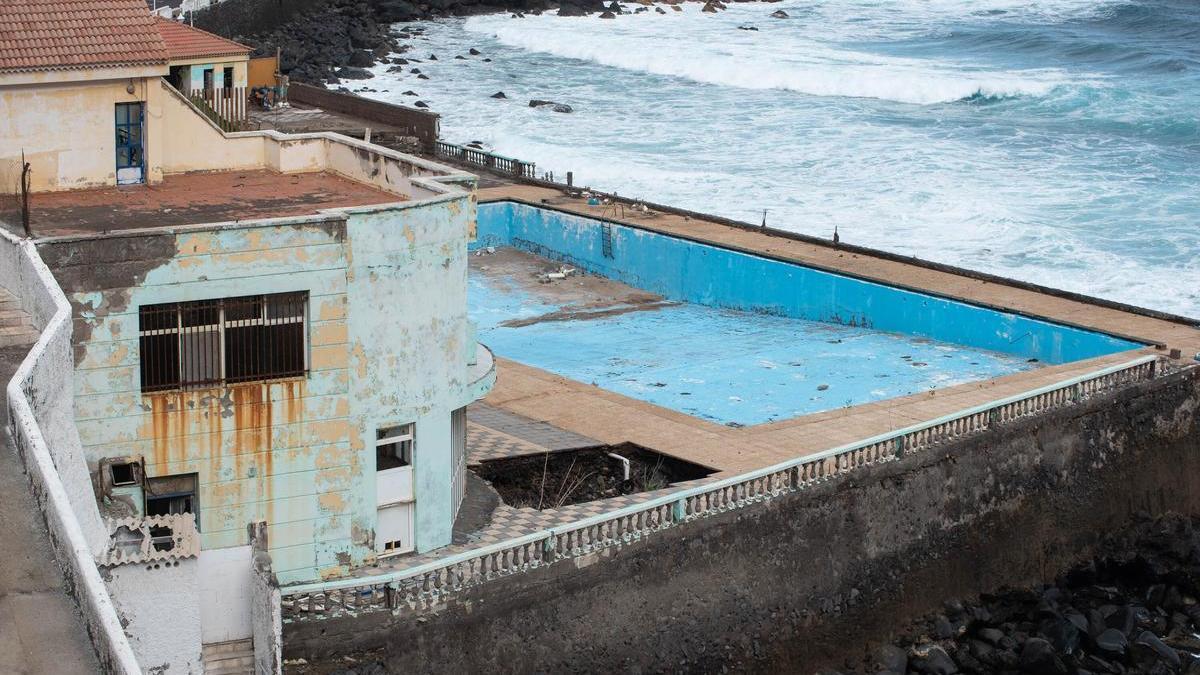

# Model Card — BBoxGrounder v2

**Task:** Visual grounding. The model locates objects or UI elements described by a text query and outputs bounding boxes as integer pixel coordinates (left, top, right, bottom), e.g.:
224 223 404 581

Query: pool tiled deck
354 179 1197 576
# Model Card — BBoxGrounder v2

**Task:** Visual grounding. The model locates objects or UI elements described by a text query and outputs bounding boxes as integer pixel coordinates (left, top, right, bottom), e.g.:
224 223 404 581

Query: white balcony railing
281 353 1167 621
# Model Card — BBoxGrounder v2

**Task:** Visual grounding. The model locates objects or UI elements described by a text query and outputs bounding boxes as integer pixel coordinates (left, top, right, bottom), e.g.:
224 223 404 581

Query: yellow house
157 17 253 99
0 0 174 191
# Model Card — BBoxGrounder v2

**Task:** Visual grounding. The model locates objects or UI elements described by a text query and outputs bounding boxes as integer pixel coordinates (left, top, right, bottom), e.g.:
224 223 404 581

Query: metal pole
20 151 31 238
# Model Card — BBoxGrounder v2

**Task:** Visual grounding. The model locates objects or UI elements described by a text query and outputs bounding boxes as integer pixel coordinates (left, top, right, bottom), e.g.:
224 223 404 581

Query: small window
145 473 199 547
139 292 307 392
383 539 404 552
110 462 138 487
376 424 414 471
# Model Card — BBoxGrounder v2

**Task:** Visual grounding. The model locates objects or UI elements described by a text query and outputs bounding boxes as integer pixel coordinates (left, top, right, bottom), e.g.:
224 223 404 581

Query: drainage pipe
608 453 631 481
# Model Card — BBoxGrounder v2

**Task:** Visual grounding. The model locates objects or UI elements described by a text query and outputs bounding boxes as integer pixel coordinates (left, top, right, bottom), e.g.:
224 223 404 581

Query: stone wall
284 365 1200 673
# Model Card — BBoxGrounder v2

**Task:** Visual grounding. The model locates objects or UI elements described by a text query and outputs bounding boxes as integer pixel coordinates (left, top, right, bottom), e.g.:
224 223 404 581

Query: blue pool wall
474 201 1143 365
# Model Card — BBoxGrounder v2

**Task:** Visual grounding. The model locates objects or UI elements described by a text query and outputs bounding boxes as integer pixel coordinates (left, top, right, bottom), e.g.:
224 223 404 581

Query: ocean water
362 0 1200 317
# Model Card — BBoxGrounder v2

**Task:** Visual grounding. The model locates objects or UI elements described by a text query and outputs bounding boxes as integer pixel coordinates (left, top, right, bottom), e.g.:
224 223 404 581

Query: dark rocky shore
196 0 606 84
851 514 1200 675
196 0 772 85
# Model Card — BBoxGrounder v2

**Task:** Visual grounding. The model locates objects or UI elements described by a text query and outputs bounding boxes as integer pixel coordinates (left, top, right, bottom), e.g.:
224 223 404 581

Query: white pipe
607 453 630 481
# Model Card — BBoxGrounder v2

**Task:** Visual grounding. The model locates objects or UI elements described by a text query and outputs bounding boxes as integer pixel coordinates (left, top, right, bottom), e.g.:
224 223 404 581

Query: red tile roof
155 17 252 61
0 0 169 74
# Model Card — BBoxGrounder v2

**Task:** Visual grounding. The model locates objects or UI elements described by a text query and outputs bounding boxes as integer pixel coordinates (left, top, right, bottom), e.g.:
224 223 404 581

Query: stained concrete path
0 345 98 674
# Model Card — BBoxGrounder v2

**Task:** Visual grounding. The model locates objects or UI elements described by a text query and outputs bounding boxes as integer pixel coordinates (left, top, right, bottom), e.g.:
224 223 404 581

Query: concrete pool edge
480 189 1198 336
478 197 1167 351
475 200 1145 366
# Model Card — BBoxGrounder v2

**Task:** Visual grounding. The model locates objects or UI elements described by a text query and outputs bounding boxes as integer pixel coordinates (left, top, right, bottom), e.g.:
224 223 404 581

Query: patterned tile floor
350 404 716 577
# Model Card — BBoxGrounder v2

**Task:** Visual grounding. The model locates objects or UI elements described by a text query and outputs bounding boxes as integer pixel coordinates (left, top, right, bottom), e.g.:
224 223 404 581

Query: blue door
115 102 145 185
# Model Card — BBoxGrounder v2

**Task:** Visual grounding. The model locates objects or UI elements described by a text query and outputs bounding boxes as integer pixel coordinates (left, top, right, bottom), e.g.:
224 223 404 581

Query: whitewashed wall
106 559 203 673
0 228 141 673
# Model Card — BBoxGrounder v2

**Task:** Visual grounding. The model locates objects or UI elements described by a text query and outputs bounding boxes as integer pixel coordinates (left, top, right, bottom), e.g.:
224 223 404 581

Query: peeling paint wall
41 193 485 584
344 196 479 554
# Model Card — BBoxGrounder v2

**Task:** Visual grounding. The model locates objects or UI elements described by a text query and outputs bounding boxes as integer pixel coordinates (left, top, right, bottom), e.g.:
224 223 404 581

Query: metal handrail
282 354 1162 606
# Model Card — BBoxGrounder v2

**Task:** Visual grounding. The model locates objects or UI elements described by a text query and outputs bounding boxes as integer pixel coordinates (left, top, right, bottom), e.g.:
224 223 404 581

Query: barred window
139 292 307 392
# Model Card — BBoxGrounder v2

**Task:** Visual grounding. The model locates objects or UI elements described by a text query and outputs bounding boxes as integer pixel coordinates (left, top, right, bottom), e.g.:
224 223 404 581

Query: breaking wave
467 15 1068 105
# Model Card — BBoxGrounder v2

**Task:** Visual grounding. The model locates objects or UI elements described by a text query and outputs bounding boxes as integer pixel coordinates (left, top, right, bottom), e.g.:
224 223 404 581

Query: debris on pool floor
470 247 1040 427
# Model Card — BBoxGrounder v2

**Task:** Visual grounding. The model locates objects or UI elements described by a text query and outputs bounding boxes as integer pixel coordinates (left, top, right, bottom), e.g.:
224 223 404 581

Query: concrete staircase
202 639 254 675
0 288 38 348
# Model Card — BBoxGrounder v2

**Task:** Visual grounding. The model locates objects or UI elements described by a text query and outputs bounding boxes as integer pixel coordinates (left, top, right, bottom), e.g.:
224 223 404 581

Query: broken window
139 292 307 392
110 462 139 487
145 473 199 548
376 424 414 471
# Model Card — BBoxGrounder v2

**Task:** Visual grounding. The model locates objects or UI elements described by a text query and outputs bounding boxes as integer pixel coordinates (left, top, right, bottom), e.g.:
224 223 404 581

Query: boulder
490 91 508 99
336 67 374 80
414 100 429 108
875 645 907 674
402 90 419 96
455 55 467 59
1018 638 1068 675
770 9 788 17
1094 628 1128 656
376 0 419 21
599 10 616 17
469 48 482 55
977 627 1006 646
529 99 574 113
1133 630 1181 669
417 73 430 79
348 50 374 67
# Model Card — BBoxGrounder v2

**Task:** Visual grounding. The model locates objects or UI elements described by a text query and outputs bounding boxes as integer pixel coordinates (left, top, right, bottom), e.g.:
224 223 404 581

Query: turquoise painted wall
63 195 483 584
475 202 1142 365
344 197 479 555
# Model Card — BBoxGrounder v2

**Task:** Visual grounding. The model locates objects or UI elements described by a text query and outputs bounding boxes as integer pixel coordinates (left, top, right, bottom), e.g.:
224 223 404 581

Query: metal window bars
138 292 308 392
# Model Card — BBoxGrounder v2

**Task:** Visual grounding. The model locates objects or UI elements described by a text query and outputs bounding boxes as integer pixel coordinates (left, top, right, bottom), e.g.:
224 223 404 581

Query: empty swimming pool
469 202 1142 426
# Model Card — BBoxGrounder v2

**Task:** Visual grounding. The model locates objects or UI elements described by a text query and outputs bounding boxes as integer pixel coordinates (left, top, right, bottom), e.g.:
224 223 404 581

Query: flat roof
27 170 402 238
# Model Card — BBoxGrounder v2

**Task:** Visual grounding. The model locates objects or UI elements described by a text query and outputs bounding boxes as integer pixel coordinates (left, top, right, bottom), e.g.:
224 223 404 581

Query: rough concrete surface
29 170 399 237
0 345 98 674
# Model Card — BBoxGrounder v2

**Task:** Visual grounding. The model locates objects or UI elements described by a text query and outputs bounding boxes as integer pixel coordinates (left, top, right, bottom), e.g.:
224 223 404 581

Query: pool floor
470 248 1039 427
